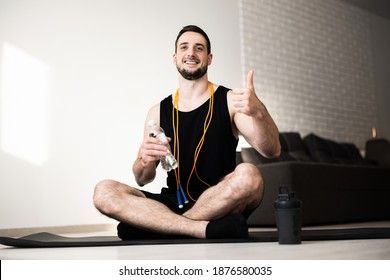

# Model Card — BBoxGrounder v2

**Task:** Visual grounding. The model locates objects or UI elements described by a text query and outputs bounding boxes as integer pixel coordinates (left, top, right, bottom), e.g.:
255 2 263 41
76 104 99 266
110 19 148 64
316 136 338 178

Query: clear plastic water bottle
147 120 178 172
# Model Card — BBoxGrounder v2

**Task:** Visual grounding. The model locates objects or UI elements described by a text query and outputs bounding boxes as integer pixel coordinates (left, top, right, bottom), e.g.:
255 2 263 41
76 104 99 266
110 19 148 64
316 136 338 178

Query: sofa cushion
304 133 372 166
280 132 312 162
331 142 370 165
240 147 280 165
303 133 335 163
240 132 312 164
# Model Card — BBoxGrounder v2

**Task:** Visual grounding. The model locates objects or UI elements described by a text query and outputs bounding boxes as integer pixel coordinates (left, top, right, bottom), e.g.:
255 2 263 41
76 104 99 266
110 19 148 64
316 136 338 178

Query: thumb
246 69 254 89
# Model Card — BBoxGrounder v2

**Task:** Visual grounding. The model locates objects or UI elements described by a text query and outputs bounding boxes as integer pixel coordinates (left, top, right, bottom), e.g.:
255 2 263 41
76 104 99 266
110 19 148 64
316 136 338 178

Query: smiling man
93 25 280 239
175 28 211 81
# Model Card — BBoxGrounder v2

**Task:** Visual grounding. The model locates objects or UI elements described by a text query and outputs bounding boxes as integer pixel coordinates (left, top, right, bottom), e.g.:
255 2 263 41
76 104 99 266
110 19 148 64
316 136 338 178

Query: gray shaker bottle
274 186 302 244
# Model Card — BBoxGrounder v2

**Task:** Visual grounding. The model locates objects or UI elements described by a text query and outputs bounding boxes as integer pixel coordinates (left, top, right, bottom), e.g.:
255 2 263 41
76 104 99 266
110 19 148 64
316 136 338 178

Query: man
93 25 280 239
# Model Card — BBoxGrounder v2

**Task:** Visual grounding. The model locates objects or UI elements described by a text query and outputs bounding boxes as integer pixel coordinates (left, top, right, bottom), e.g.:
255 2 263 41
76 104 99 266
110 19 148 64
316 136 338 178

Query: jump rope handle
179 184 189 204
176 189 183 208
176 184 189 208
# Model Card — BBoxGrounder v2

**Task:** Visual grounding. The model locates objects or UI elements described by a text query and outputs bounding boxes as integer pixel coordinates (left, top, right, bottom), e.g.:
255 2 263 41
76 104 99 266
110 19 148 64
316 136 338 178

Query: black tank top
160 85 238 198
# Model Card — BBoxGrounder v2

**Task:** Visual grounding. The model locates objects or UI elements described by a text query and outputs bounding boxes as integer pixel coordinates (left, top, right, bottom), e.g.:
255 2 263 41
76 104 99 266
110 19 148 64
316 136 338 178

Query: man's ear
172 53 177 64
208 53 213 65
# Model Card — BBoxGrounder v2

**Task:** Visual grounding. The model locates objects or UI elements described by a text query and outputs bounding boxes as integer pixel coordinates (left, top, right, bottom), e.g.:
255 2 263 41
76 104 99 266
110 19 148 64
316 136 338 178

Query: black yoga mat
1 227 390 248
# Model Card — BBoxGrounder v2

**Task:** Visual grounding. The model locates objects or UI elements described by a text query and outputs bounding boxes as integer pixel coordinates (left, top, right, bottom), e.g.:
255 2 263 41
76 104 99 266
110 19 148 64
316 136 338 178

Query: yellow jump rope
172 82 215 208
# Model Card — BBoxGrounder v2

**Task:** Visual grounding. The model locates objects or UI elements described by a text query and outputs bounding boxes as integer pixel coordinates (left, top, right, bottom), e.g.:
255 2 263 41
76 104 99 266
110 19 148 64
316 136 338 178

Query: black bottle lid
274 186 302 209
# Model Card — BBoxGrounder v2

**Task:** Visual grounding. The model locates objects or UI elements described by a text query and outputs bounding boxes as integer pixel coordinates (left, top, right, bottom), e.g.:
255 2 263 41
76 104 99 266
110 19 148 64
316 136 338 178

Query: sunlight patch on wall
1 42 50 165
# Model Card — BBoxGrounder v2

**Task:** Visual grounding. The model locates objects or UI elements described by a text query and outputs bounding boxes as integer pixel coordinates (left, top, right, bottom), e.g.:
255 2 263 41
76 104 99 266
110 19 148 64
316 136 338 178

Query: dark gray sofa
240 132 390 226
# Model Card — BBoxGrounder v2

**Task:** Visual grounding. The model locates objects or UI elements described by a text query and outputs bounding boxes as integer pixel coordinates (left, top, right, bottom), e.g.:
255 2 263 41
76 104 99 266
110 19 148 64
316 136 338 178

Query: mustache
183 56 200 63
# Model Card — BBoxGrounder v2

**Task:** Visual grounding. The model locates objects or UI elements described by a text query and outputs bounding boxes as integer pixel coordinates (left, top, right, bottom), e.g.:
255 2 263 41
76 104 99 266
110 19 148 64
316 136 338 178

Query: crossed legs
93 163 263 239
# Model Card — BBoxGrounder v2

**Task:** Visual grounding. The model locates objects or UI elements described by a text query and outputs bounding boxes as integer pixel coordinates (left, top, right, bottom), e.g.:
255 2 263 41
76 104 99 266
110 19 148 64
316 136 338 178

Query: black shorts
141 190 195 215
141 189 257 219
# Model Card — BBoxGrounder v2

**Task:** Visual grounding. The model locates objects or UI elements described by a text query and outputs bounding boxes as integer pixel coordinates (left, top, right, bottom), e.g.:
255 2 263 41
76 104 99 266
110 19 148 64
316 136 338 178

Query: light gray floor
1 221 390 260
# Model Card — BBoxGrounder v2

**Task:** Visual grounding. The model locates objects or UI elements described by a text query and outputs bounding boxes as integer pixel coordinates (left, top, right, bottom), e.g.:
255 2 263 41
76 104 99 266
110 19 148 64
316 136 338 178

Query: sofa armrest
366 138 390 167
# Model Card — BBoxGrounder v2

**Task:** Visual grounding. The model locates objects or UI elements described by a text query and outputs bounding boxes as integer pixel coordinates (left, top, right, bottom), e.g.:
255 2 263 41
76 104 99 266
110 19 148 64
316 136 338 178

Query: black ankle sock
206 214 248 239
118 214 248 240
117 222 188 240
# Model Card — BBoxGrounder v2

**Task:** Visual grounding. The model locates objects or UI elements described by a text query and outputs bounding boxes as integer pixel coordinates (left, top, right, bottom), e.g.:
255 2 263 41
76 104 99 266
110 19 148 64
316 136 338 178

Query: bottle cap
274 186 302 209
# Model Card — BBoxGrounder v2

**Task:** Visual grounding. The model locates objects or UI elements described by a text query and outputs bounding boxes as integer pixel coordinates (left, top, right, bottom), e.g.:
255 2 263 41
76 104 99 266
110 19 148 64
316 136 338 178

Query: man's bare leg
93 163 263 239
93 180 208 238
183 163 263 221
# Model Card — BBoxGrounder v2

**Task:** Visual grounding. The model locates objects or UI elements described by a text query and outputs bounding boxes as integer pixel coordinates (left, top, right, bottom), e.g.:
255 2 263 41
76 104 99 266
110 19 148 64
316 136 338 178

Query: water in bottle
147 120 178 172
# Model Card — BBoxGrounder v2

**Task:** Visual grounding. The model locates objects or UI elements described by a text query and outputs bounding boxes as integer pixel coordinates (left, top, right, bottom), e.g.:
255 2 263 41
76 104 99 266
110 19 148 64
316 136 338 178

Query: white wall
0 0 242 229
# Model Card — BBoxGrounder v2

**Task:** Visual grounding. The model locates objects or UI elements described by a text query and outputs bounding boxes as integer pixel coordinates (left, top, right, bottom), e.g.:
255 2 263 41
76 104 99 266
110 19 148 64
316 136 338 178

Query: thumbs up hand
231 70 281 158
231 70 262 117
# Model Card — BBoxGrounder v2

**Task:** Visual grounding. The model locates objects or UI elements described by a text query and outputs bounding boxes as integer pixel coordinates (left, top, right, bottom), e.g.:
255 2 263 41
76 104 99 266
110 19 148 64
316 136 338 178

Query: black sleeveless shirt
159 85 238 198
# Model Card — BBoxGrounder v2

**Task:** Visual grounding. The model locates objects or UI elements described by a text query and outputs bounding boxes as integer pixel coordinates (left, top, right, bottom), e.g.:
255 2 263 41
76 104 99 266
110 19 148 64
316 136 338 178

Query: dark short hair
175 25 211 54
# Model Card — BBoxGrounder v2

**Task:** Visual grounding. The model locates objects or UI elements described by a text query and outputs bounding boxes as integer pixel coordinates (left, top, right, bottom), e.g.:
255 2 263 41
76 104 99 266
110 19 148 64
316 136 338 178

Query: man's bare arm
132 104 166 186
230 70 281 158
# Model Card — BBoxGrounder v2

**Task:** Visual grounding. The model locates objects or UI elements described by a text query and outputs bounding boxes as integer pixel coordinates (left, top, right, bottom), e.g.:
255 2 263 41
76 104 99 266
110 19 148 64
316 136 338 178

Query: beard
176 64 208 81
